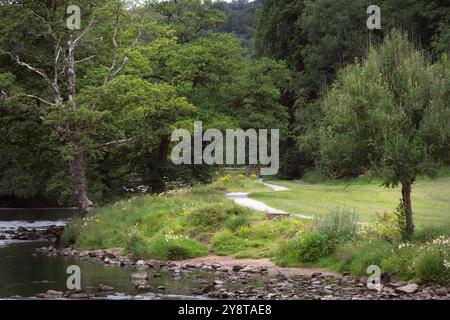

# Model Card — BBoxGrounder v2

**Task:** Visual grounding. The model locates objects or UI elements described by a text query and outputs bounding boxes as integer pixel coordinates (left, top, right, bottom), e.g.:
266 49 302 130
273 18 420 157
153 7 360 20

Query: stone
395 283 419 294
232 265 244 272
130 272 148 280
98 284 114 292
46 290 63 297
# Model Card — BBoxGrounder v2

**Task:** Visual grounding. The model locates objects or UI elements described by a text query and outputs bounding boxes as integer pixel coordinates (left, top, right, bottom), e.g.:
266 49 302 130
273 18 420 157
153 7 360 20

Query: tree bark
68 139 93 213
401 182 414 237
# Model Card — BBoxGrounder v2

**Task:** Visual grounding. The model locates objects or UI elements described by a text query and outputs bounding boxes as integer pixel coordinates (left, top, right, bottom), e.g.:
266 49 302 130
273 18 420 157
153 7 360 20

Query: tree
319 31 450 237
0 0 142 212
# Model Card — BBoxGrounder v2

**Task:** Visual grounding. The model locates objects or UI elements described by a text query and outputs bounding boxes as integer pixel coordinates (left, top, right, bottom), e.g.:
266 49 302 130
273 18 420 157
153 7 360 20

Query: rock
130 272 148 280
157 286 165 290
98 284 114 292
395 283 419 294
232 265 244 272
152 272 161 278
136 260 148 268
45 290 63 297
435 287 448 296
66 290 90 299
202 284 215 294
0 235 6 240
213 280 224 286
136 283 152 291
311 272 322 278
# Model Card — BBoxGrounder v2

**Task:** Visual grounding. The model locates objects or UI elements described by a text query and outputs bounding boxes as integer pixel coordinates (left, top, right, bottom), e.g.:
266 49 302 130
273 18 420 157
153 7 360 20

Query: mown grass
253 168 450 227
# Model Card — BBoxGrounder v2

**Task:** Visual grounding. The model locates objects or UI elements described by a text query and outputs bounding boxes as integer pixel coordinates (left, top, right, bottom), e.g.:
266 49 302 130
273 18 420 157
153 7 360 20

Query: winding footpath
225 182 314 220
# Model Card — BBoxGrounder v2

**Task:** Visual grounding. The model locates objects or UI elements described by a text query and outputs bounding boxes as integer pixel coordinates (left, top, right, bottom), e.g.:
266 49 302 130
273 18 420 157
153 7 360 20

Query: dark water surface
0 209 201 299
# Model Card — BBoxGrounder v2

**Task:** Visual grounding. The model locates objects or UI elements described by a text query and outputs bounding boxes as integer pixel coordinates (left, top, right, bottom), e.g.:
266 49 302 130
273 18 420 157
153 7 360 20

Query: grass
253 169 450 228
61 174 304 260
61 170 450 284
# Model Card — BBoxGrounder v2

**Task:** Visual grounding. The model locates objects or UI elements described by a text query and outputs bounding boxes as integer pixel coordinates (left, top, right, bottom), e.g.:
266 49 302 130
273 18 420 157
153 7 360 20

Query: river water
0 209 202 299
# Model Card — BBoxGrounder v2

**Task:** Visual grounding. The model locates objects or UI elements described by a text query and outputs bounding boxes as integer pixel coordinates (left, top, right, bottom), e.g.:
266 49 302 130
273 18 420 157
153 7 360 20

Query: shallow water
0 209 203 299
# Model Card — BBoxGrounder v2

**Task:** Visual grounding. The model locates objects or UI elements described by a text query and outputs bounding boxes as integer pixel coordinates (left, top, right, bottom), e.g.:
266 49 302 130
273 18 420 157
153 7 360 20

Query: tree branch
1 51 61 102
75 55 96 64
19 94 57 106
97 137 137 148
73 19 96 48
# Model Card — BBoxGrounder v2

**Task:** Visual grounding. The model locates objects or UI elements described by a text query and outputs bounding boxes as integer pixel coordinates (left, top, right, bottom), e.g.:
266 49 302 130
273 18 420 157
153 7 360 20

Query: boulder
395 283 419 294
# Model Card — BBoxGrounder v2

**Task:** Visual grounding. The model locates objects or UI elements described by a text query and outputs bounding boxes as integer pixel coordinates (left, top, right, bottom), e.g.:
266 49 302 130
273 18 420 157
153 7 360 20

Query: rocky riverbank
0 225 63 241
32 246 450 300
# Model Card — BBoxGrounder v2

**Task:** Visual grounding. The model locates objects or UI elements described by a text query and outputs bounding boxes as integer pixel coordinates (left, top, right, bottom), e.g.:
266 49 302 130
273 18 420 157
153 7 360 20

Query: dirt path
174 254 342 278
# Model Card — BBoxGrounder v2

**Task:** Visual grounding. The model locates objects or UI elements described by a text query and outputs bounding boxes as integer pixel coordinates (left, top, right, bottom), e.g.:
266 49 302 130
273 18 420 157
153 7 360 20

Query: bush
334 239 392 275
297 231 334 262
415 248 450 285
275 231 334 265
186 204 230 231
224 213 251 231
60 220 82 246
132 233 208 260
314 208 359 245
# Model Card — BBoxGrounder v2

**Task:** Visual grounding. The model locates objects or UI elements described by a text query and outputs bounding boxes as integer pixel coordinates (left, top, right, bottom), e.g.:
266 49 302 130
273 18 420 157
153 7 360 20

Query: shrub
414 236 450 285
274 231 334 265
273 237 302 266
297 231 335 262
334 239 393 275
60 220 82 246
224 213 251 232
415 248 450 285
186 204 230 231
134 233 208 260
314 208 359 245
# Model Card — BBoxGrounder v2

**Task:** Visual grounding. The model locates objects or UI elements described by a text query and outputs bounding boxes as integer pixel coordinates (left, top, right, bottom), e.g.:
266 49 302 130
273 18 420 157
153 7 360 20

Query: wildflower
179 210 188 217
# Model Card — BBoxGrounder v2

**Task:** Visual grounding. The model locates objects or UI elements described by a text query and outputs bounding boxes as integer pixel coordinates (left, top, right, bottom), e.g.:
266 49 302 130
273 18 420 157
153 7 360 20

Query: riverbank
60 175 450 290
32 246 450 300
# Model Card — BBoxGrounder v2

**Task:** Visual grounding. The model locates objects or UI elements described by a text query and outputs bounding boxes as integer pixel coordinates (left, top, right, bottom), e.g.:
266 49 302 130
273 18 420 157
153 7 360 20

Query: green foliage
285 231 334 264
224 213 251 232
186 204 231 231
395 199 409 240
314 208 359 245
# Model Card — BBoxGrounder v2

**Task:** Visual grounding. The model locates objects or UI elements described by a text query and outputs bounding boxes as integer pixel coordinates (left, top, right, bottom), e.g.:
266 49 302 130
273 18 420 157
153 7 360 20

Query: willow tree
319 30 449 238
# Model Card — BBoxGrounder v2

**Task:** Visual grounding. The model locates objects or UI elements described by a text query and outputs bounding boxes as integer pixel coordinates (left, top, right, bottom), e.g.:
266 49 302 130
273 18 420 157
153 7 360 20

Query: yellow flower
239 226 250 233
95 219 100 224
238 174 245 178
179 210 188 217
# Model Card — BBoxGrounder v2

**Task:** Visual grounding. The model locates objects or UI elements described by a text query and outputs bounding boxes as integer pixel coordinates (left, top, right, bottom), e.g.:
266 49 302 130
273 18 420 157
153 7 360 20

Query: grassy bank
63 173 450 285
62 175 304 260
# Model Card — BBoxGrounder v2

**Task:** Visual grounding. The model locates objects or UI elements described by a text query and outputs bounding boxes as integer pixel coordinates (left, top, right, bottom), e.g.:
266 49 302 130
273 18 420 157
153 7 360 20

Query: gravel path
225 182 313 220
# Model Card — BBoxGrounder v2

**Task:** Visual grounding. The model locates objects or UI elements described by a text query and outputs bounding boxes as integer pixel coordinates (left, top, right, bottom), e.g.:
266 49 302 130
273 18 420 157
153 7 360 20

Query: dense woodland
0 0 449 232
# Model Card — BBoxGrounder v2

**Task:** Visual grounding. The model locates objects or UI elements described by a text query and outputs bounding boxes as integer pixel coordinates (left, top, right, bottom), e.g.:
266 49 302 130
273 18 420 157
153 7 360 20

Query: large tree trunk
69 139 93 213
401 182 414 238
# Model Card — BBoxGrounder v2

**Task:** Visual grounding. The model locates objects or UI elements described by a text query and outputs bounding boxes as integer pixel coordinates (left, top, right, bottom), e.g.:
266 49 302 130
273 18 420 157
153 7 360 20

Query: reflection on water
0 209 202 299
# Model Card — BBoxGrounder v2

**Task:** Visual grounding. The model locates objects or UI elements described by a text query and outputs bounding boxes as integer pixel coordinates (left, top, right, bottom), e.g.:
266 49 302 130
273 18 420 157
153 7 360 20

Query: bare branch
19 94 57 106
75 55 96 64
31 10 58 41
97 137 137 148
73 19 96 48
1 51 61 102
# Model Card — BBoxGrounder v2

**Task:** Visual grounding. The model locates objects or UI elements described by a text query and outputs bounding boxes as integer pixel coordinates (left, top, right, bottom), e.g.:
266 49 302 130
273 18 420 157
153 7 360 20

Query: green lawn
251 174 450 228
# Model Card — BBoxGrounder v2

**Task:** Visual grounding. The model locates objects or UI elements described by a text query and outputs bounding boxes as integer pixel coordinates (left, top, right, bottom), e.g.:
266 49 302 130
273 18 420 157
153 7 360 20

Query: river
0 209 204 299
